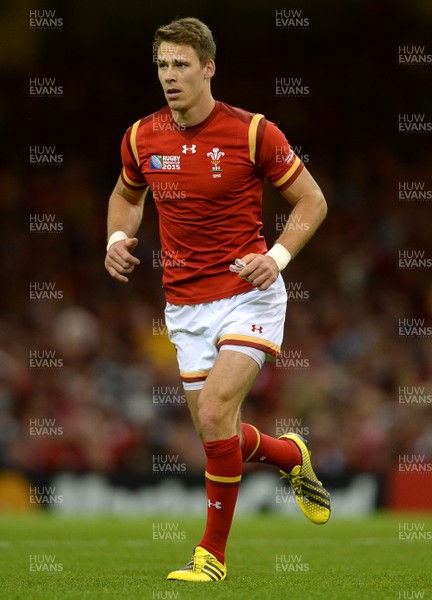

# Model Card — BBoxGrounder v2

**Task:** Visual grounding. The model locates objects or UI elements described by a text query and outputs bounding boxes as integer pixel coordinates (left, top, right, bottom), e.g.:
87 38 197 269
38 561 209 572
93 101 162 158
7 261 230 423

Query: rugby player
105 17 330 582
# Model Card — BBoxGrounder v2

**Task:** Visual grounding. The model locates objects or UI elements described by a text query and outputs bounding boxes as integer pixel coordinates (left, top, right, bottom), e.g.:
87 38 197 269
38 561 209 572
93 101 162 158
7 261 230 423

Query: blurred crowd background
0 0 431 510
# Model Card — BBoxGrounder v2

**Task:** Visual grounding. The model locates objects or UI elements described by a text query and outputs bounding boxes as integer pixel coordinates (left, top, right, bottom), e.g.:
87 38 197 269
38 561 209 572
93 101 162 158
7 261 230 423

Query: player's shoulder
216 102 284 139
218 102 287 151
124 106 171 132
217 101 266 125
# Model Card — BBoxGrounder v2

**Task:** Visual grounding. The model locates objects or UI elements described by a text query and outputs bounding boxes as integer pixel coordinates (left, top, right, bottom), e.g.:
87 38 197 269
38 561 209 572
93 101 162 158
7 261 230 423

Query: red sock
199 434 242 564
241 422 301 471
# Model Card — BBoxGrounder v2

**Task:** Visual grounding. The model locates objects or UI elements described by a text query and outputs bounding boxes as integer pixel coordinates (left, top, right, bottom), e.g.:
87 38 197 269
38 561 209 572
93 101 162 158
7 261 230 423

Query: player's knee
197 399 233 435
197 404 222 430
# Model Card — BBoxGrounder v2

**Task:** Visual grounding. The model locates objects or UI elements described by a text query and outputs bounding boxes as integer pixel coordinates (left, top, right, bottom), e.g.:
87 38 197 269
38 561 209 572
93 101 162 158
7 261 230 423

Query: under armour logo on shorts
251 324 263 334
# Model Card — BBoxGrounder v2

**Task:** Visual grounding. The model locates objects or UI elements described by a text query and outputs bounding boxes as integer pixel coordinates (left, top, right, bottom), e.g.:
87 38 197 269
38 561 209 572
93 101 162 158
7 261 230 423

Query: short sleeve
120 120 148 190
255 119 304 191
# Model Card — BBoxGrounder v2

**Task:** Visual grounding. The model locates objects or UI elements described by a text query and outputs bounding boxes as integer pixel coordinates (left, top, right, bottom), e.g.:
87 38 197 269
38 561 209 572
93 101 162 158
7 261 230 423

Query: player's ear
204 60 215 79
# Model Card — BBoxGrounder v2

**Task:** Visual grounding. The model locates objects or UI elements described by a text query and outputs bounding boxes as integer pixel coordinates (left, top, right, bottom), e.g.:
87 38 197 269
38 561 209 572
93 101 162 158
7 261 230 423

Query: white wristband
266 243 292 271
107 230 128 251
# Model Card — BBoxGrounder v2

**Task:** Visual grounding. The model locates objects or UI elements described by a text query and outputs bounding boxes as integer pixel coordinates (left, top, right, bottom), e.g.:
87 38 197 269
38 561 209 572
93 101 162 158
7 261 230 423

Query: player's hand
239 253 279 291
105 237 140 283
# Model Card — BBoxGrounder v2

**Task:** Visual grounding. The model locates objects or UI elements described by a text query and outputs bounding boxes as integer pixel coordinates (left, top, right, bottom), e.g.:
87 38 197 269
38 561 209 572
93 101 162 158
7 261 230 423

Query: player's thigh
187 351 259 438
185 389 201 434
198 349 260 413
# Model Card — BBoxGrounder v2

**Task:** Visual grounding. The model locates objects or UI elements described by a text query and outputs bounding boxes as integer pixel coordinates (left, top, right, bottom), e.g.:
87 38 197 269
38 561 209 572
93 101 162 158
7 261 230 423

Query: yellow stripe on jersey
218 333 280 355
248 113 264 164
273 155 301 188
205 471 242 484
122 167 148 188
130 119 142 166
244 424 261 462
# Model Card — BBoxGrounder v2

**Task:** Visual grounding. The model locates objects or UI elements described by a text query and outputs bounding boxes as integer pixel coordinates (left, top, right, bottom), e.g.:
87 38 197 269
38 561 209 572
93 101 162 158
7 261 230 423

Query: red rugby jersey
120 101 303 305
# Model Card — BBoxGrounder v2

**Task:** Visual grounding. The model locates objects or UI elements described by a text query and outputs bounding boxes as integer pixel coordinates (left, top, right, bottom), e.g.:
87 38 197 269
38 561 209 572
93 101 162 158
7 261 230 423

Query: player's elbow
318 191 328 221
310 188 327 224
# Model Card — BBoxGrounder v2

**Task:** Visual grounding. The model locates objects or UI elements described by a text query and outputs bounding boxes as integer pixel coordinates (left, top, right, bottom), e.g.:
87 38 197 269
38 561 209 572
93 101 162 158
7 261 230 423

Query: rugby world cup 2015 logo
207 147 225 178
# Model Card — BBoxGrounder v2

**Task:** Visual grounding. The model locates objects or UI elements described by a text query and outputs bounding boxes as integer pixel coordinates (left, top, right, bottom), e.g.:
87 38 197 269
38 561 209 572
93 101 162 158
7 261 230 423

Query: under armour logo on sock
208 500 222 509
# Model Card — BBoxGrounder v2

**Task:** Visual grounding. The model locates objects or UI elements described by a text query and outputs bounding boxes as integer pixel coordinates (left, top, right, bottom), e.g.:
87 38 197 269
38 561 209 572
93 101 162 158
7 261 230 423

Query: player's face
157 43 214 113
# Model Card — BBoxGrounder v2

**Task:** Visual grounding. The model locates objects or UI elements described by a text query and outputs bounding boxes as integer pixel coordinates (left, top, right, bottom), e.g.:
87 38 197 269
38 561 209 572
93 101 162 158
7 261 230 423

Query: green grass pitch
1 513 431 599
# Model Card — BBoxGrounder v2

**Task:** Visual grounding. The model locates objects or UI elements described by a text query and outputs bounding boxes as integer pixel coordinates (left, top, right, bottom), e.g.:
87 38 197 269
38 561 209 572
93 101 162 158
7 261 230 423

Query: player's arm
240 167 327 290
104 176 148 283
272 165 327 258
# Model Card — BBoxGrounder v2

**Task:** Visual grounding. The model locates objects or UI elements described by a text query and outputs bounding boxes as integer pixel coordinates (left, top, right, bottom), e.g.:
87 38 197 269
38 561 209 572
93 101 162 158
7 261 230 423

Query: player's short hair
154 17 216 66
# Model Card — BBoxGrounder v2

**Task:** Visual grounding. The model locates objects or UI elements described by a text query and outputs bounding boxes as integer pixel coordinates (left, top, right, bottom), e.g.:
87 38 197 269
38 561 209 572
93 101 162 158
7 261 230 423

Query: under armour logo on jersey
182 144 197 154
251 325 263 334
208 500 222 510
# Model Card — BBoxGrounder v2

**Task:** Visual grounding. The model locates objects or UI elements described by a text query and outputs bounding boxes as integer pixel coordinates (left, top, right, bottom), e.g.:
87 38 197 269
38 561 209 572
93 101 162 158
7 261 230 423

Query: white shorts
164 275 287 390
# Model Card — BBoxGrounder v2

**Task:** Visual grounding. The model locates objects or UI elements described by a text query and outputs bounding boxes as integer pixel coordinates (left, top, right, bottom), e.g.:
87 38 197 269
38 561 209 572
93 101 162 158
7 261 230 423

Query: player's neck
171 95 216 128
